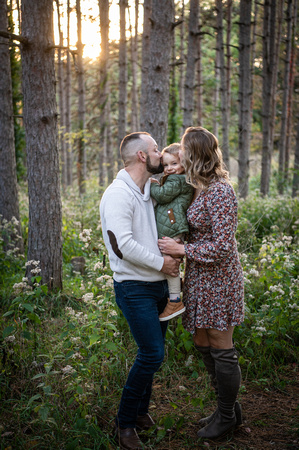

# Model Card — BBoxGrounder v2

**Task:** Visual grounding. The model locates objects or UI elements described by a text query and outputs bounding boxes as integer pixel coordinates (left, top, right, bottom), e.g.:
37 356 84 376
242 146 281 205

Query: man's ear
137 150 146 163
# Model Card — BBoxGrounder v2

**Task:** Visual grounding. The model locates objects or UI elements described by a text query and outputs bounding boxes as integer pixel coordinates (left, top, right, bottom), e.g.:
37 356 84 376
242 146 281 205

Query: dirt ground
142 365 299 450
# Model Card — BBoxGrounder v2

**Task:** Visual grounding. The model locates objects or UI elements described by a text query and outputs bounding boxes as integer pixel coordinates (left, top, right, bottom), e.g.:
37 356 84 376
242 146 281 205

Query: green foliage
1 183 298 448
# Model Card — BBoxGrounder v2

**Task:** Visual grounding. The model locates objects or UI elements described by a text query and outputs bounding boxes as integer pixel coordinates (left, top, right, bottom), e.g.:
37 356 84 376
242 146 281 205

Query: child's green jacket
150 174 194 239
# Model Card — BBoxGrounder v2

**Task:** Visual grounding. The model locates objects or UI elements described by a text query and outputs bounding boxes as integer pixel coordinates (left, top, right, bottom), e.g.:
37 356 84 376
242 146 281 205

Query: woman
158 127 244 440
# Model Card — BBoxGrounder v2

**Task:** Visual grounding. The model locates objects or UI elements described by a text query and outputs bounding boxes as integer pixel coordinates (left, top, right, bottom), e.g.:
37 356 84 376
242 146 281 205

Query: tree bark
21 0 62 290
278 0 292 193
226 0 232 126
130 0 139 131
76 0 86 194
238 0 252 198
183 0 199 129
98 0 112 185
118 0 128 164
179 0 185 127
55 0 66 191
216 0 230 170
292 115 299 197
65 0 73 186
260 0 281 195
196 7 203 127
0 0 23 253
143 0 174 150
140 0 151 130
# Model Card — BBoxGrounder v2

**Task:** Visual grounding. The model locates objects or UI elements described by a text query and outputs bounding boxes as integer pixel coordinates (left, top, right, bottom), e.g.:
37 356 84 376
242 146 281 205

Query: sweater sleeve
150 176 184 205
101 186 164 271
184 184 237 264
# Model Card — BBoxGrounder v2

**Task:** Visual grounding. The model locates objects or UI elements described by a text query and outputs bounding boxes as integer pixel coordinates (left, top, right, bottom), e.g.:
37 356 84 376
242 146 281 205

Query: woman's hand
158 236 185 258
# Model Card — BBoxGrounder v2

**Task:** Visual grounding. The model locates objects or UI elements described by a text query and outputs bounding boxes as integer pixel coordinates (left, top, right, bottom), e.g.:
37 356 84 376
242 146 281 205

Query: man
100 132 179 450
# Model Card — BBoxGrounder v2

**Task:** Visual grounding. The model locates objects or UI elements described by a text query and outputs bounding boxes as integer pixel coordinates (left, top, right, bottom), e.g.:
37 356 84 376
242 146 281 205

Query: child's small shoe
159 299 186 321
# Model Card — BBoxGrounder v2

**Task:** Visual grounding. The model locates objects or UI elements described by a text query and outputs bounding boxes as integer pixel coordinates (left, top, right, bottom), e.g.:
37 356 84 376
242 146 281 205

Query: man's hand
161 255 180 277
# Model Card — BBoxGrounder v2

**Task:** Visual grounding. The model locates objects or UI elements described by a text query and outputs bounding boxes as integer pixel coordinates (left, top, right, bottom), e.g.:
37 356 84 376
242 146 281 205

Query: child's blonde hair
162 143 181 156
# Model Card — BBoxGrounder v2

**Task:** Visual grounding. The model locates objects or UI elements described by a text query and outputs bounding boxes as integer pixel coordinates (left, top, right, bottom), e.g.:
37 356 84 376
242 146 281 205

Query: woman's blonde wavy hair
181 126 230 189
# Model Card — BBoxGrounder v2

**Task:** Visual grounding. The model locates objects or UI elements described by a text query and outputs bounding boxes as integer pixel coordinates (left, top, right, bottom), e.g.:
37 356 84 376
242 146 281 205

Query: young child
151 143 193 321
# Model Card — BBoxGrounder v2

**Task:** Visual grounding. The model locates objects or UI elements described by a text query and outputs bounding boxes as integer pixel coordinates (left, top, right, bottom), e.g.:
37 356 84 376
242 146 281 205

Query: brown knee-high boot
197 347 242 440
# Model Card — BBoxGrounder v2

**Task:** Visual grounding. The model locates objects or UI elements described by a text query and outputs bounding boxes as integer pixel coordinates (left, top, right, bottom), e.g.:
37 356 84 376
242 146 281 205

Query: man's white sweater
100 169 165 282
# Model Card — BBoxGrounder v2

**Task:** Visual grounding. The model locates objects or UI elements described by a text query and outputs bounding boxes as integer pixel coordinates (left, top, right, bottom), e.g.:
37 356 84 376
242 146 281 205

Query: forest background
0 0 298 448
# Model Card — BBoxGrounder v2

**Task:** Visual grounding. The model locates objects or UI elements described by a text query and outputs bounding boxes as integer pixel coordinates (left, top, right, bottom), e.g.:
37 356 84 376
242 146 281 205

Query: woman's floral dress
182 180 244 333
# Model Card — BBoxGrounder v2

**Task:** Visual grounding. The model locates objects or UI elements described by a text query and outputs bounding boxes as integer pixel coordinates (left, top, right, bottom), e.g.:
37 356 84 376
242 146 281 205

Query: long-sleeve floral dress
182 180 244 333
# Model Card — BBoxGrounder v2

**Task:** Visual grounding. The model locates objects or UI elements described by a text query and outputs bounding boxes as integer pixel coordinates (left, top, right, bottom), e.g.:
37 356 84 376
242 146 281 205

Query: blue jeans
113 279 169 428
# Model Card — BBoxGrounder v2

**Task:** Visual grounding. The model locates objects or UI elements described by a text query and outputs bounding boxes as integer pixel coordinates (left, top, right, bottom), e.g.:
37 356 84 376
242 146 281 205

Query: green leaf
28 393 42 405
38 405 49 421
3 325 14 338
23 303 34 313
88 355 98 365
76 385 83 394
22 330 32 340
89 334 101 346
3 310 15 317
105 341 118 352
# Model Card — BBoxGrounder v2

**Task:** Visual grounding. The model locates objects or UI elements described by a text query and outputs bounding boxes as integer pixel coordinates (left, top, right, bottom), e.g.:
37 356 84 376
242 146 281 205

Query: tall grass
0 179 298 448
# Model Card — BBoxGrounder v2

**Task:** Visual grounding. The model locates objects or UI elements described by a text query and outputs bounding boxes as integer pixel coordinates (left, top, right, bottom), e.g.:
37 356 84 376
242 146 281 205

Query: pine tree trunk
238 0 252 198
213 43 220 136
65 0 72 186
98 0 111 185
216 0 229 170
55 0 66 191
76 0 86 194
183 0 199 129
285 0 298 175
261 0 276 195
130 0 139 131
179 0 185 123
118 0 128 163
0 0 23 253
140 0 151 129
292 115 299 197
144 0 174 150
196 8 203 127
278 0 293 193
21 0 62 290
226 0 232 126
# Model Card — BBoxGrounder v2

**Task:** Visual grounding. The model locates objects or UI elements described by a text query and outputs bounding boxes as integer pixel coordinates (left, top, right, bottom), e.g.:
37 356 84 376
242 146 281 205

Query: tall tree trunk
143 0 174 150
0 0 23 253
238 0 252 198
76 0 86 194
183 0 199 129
130 0 139 131
21 0 62 290
213 42 220 136
278 0 293 193
118 0 128 166
216 0 230 170
140 0 151 129
65 0 72 186
196 8 203 127
285 0 298 175
98 0 112 185
179 0 185 126
292 114 299 197
55 0 66 191
226 0 232 126
260 0 276 195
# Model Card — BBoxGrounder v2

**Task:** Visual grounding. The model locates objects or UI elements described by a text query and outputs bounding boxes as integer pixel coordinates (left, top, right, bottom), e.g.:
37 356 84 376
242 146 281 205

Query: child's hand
150 178 160 184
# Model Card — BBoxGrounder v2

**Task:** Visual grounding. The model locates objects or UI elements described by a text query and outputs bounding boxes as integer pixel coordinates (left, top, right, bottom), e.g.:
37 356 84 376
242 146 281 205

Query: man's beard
146 155 164 174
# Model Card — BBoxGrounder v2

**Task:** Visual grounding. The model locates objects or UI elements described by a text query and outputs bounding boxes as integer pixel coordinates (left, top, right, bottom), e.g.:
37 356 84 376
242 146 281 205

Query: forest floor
106 364 299 450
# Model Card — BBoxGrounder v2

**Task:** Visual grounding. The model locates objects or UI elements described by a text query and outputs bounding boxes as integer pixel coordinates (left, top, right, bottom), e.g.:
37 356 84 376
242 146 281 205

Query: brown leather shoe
136 413 155 431
113 426 145 449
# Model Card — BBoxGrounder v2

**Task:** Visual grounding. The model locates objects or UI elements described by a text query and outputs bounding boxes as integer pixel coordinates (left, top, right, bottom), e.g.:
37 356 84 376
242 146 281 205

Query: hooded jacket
150 174 194 239
100 169 165 282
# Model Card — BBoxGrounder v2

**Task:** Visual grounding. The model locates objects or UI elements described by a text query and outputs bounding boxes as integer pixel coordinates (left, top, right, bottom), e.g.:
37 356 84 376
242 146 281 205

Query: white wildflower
185 355 194 367
5 335 16 343
61 365 76 374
